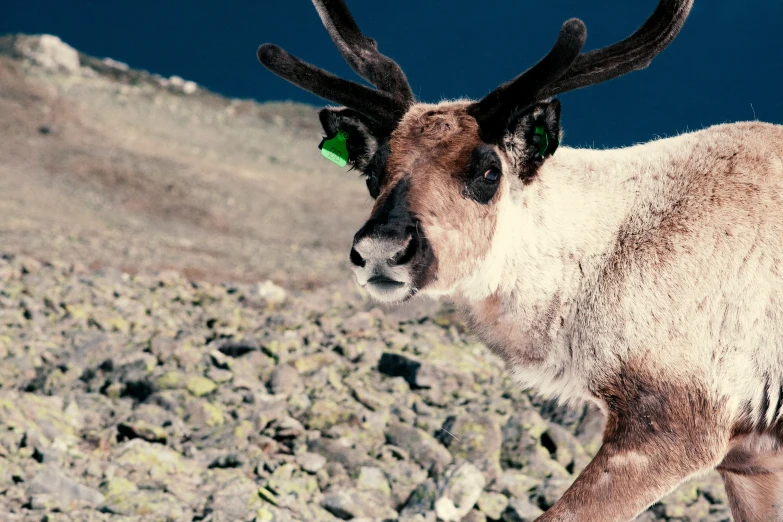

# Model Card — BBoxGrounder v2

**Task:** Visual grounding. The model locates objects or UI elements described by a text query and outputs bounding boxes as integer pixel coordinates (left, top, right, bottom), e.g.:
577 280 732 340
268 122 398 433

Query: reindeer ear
501 99 562 176
318 108 380 171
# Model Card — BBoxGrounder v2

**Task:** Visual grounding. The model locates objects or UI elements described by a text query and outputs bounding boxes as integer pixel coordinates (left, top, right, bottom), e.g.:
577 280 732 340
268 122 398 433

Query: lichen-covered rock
0 256 731 520
320 487 397 520
26 465 105 510
356 466 391 497
186 375 218 397
268 364 302 395
0 34 81 74
205 476 262 521
112 439 200 482
400 479 438 519
438 414 503 481
100 488 187 519
296 452 327 474
434 462 486 522
502 498 544 522
386 422 452 473
490 470 539 499
477 491 509 520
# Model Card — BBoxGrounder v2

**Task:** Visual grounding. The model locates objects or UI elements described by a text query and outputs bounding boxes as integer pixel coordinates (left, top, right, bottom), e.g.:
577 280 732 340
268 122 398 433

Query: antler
467 19 587 138
312 0 414 105
258 0 413 133
469 0 694 138
541 0 694 98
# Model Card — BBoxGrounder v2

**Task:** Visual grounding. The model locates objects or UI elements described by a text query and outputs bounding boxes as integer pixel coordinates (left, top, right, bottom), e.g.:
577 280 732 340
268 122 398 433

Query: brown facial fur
377 102 501 291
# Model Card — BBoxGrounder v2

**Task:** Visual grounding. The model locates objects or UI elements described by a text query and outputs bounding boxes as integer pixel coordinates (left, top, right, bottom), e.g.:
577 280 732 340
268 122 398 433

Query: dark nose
350 225 419 268
351 177 421 268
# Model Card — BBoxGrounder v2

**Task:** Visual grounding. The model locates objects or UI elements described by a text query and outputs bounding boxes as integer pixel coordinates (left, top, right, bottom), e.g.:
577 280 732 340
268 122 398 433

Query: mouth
363 274 413 302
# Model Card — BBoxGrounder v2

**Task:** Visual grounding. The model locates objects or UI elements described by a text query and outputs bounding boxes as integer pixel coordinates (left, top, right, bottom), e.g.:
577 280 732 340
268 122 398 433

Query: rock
117 420 167 444
341 311 376 334
268 364 302 395
502 498 544 522
400 479 438 518
320 488 397 520
207 367 233 384
308 437 372 473
464 510 488 522
434 462 486 522
186 375 218 397
501 411 570 479
0 250 727 520
208 453 245 469
167 75 198 95
661 494 713 519
100 476 138 498
574 405 605 457
477 491 509 520
356 466 391 496
218 341 259 358
206 477 262 521
296 452 327 474
112 439 200 482
26 464 105 509
543 422 591 473
258 280 287 304
490 471 539 499
438 414 503 480
155 370 186 390
184 398 225 427
292 351 340 376
0 34 80 74
101 489 186 519
380 454 429 508
386 422 452 473
377 352 429 389
305 399 354 431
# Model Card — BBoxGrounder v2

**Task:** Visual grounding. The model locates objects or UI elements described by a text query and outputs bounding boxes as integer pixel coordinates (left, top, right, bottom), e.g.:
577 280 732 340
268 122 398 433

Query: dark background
4 1 782 148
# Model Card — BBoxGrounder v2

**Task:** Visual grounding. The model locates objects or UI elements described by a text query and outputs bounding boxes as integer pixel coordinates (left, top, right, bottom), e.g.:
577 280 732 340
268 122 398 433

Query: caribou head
258 0 692 303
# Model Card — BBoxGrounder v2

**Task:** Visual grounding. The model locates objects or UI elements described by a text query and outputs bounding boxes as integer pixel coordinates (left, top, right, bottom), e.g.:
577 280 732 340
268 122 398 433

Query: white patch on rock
258 280 287 304
1 34 81 74
101 57 129 71
168 75 198 94
435 462 486 522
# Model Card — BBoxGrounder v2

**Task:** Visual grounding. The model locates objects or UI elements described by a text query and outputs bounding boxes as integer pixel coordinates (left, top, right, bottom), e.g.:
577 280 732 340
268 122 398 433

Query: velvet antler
312 0 414 105
469 0 694 140
541 0 694 98
467 19 587 140
258 0 413 133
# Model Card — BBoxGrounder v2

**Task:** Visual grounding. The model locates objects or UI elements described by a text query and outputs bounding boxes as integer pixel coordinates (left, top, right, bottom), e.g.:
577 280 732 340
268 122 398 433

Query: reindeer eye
483 168 500 182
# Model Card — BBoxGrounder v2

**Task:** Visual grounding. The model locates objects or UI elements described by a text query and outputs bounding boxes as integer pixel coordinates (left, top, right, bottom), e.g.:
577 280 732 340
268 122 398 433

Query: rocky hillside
0 35 733 521
0 34 370 290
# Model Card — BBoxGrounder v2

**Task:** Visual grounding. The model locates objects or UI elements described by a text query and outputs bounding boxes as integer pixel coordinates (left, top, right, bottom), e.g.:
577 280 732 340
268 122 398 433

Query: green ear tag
533 126 560 157
534 126 549 157
319 131 349 167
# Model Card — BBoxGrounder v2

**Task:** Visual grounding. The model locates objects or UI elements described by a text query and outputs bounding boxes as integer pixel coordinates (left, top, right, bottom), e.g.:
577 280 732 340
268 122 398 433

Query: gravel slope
0 34 735 522
0 254 733 521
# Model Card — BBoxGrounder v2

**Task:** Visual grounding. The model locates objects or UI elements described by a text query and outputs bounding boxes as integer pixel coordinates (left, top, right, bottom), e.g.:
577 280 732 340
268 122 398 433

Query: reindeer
258 1 783 520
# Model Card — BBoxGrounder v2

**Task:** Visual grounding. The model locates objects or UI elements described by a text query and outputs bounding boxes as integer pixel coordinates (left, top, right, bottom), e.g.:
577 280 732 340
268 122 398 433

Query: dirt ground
0 44 372 290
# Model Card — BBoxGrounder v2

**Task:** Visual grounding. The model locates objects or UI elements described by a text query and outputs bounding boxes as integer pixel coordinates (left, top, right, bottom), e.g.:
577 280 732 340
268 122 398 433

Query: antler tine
541 0 694 98
312 0 414 106
258 44 405 132
468 19 587 138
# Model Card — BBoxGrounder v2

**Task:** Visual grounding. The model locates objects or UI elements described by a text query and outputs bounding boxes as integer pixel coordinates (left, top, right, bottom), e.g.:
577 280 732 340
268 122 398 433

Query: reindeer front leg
537 374 729 522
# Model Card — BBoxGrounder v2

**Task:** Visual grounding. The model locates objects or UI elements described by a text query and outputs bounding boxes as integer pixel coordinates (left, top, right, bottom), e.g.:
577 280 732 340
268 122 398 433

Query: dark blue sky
4 1 782 148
